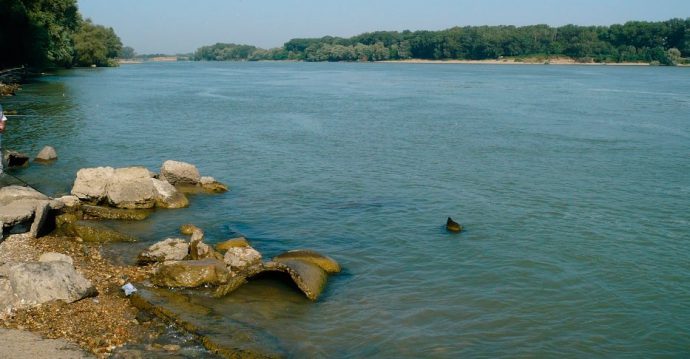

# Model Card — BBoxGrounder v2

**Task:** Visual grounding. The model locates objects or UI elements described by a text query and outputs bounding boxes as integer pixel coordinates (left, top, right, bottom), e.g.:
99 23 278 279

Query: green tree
118 46 136 59
73 19 122 67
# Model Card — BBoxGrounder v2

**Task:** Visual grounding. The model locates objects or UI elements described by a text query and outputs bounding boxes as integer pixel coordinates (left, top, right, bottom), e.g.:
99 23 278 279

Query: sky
78 0 690 55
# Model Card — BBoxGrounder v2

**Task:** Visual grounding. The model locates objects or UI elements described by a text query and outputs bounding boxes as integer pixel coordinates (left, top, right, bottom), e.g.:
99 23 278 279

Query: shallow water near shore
3 62 690 357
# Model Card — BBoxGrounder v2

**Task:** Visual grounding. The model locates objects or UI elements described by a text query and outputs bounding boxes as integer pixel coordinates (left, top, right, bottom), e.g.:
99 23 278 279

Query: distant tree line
0 0 128 68
195 18 690 65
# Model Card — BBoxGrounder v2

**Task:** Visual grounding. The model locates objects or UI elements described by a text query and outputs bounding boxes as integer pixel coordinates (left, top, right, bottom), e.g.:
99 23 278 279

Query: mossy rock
215 237 250 252
264 260 328 301
179 223 201 235
273 249 341 273
72 221 137 243
152 259 230 288
81 204 151 220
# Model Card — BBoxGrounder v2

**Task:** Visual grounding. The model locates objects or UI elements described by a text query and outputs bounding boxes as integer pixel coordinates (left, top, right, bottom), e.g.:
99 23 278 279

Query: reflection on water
2 63 690 357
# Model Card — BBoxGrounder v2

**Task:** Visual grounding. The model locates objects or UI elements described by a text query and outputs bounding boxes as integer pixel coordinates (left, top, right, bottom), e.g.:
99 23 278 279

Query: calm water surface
3 62 690 357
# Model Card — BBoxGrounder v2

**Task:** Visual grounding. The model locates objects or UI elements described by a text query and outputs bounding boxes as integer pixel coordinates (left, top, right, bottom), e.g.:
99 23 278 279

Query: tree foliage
196 18 690 65
0 0 125 68
73 19 122 67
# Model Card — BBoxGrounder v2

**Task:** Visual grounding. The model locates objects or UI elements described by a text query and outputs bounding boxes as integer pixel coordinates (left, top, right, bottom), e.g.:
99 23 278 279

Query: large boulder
151 178 189 208
151 259 230 288
160 160 200 186
0 261 96 310
71 166 115 203
34 146 57 162
106 167 157 209
137 238 189 265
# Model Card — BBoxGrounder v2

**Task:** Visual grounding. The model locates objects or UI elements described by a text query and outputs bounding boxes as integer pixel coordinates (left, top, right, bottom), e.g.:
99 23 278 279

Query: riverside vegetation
194 18 690 65
0 0 125 69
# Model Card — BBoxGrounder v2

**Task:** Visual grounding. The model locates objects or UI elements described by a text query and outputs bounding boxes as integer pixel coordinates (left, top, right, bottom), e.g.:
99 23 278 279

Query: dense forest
0 0 124 68
195 18 690 65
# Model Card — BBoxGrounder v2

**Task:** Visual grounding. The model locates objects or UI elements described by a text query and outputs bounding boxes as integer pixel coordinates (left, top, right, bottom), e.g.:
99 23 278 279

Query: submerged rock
264 260 328 301
160 160 201 186
66 221 137 243
151 259 230 288
34 145 58 162
137 238 189 265
4 150 29 168
446 217 462 233
273 249 341 274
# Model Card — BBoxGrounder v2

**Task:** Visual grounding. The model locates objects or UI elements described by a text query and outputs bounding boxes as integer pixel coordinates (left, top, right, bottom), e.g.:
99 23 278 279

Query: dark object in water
5 151 30 168
446 217 462 233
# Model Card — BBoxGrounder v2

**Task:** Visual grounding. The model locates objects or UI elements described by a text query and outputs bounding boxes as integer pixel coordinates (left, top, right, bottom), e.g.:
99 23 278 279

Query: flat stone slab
0 329 93 359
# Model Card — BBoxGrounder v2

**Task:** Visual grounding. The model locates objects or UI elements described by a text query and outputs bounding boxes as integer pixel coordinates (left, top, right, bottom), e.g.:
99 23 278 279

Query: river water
3 62 690 357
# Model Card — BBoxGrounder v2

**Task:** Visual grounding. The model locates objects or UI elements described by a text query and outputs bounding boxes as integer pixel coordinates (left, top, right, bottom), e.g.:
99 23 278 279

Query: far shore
379 58 655 66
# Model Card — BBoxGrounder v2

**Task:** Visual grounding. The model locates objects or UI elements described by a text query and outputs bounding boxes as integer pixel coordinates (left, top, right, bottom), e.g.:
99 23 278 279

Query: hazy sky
78 0 690 54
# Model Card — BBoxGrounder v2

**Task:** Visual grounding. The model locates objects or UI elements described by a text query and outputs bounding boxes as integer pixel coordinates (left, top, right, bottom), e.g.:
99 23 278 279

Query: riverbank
0 233 153 356
0 67 26 96
380 57 656 66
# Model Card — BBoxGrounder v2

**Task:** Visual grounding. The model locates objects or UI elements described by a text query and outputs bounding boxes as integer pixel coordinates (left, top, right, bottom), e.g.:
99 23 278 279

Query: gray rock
0 185 49 205
56 195 80 208
0 186 55 238
137 238 189 265
34 146 58 162
28 200 50 238
106 167 157 209
223 246 262 274
1 261 96 307
71 167 115 203
160 160 201 185
38 252 74 265
151 178 189 208
151 259 230 288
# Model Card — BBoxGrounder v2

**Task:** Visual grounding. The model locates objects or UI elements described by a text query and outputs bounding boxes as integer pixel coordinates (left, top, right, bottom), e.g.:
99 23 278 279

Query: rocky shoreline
1 157 339 358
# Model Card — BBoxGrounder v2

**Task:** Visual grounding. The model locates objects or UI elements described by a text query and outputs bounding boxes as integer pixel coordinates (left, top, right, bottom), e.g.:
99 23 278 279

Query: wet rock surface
137 238 189 265
273 249 341 274
152 259 231 288
263 260 328 301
